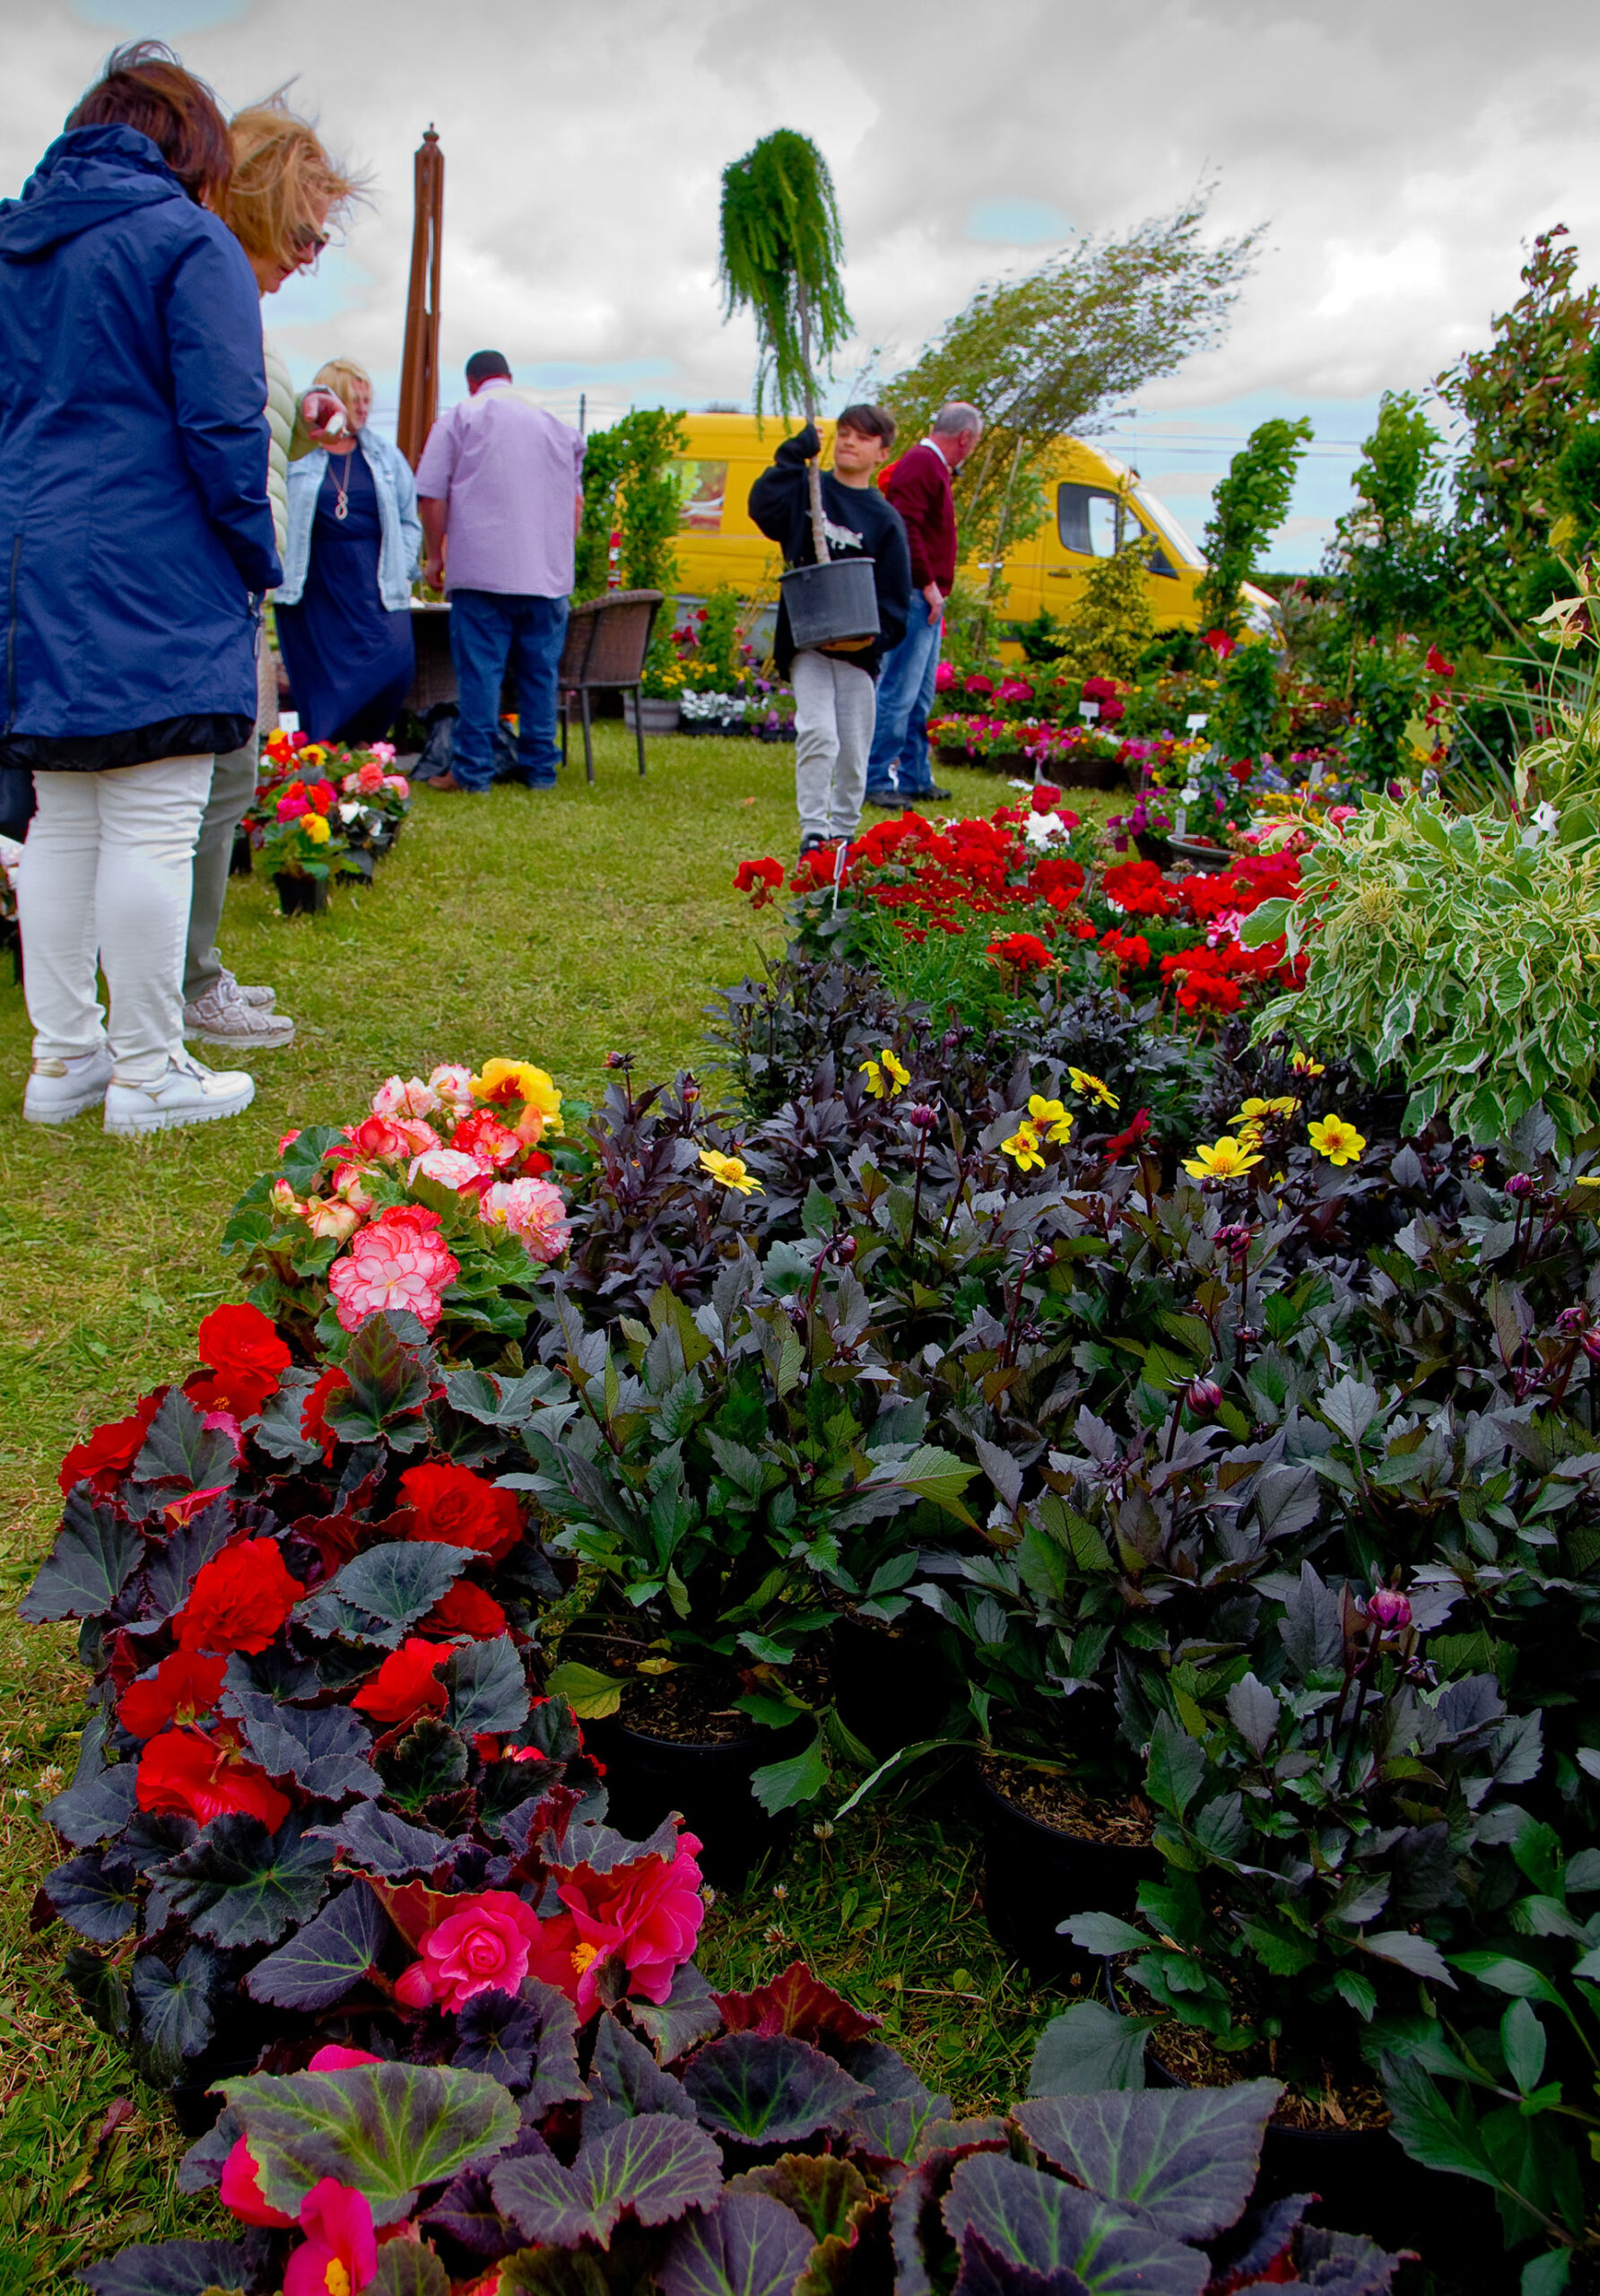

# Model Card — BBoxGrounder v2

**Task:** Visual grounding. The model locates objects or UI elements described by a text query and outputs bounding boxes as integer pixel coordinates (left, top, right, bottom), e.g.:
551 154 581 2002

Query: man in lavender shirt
415 350 586 793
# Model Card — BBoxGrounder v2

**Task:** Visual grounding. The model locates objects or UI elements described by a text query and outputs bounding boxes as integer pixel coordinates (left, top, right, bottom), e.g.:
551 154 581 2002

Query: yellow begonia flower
1290 1051 1326 1075
302 813 331 843
300 744 326 767
1068 1066 1119 1110
1232 1096 1299 1126
1003 1121 1046 1173
1575 1176 1600 1188
860 1049 909 1100
1308 1116 1366 1167
700 1147 761 1195
1027 1094 1074 1144
1183 1136 1264 1182
471 1058 564 1135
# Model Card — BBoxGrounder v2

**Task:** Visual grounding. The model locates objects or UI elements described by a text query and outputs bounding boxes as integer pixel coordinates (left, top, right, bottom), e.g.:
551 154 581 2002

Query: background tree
879 188 1261 583
1331 388 1449 644
1196 414 1312 634
1437 224 1600 646
718 128 851 563
573 409 688 603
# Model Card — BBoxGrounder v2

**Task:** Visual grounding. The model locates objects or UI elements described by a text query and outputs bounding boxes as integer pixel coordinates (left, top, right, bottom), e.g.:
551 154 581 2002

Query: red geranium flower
117 1649 228 1740
420 1578 509 1639
177 1538 306 1655
1425 643 1456 678
399 1460 523 1561
733 857 786 910
986 932 1053 972
1202 629 1238 659
136 1725 291 1831
300 1367 352 1465
352 1637 453 1727
58 1388 166 1496
1100 928 1152 970
185 1302 292 1419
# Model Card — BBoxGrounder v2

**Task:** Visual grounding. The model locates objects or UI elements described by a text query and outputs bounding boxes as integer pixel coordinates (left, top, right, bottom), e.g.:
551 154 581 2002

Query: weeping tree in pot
718 127 880 648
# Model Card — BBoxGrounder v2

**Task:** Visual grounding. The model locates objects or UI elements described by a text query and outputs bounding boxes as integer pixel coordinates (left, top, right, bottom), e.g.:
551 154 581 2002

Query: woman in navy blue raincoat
0 44 282 1135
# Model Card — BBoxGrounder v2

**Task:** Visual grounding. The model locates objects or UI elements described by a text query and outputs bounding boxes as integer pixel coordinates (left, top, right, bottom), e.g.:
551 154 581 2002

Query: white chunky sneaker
23 1046 115 1124
104 1049 257 1136
220 969 276 1012
183 974 294 1048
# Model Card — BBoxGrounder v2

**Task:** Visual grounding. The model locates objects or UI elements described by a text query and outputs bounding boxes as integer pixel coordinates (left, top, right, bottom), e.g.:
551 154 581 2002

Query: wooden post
396 126 444 471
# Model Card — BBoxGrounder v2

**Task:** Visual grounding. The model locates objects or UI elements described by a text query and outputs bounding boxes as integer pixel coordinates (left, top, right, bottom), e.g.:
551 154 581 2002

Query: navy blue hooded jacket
0 126 282 770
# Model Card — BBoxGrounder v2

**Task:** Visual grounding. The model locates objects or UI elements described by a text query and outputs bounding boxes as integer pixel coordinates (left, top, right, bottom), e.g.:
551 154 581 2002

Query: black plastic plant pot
974 1765 1161 1986
273 870 329 916
228 828 254 877
1167 836 1235 874
584 1711 809 1892
780 556 880 650
344 848 377 887
831 1613 958 1759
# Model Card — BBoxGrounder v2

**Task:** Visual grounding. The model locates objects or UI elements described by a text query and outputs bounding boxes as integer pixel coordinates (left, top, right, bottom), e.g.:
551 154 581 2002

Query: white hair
932 401 983 439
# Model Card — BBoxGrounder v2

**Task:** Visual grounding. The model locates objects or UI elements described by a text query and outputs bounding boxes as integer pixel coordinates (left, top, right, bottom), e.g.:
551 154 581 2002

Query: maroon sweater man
865 401 984 804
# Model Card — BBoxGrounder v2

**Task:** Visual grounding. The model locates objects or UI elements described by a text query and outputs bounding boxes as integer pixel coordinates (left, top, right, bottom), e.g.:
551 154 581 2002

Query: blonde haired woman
184 95 361 1054
272 354 421 744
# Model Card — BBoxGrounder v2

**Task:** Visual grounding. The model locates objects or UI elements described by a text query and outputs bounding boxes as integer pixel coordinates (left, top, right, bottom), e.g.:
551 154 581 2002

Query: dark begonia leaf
377 1718 471 1814
424 2133 552 2261
326 1314 432 1442
953 2226 1092 2295
1204 2194 1309 2290
1029 2005 1153 2098
728 2153 871 2240
309 1803 453 1878
230 1689 381 1803
942 2157 1205 2296
713 1960 882 2048
140 1501 236 1622
44 1850 140 1944
626 1962 723 2066
1279 2226 1405 2294
658 2191 815 2296
223 1647 324 1706
491 2113 723 2248
454 1979 586 2109
297 1544 475 1648
45 1761 139 1848
64 1945 131 2039
122 1812 197 1872
498 2254 609 2296
20 1489 142 1623
445 1635 531 1738
683 2034 868 2145
246 1877 388 2008
584 2011 696 2133
134 1389 240 1492
843 2042 949 2164
1013 2084 1281 2242
253 1370 324 1465
221 2061 519 2225
177 2107 242 2196
370 2243 448 2296
132 1944 223 2073
80 2240 248 2296
155 1814 335 1948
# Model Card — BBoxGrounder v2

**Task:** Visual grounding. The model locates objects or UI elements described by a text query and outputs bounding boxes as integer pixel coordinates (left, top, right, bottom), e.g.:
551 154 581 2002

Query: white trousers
792 649 876 843
18 754 213 1084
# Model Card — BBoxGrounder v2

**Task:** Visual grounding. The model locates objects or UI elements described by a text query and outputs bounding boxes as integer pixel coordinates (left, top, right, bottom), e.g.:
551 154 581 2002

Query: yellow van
667 413 1274 637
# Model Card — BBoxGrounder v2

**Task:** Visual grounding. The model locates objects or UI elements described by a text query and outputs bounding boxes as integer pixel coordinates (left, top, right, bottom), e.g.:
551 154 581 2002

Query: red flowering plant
226 1057 577 1358
20 1289 748 2122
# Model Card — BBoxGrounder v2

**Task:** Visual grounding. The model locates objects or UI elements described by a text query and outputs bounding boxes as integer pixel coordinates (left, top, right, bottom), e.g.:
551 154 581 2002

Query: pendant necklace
333 444 353 522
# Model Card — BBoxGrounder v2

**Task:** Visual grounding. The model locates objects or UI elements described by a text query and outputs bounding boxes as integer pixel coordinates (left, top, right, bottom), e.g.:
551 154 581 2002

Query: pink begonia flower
220 2136 292 2227
371 1074 441 1122
480 1176 571 1263
272 1178 302 1217
526 1830 705 2018
277 794 310 822
328 1205 460 1333
397 1890 545 2012
330 1162 378 1214
367 742 396 765
355 761 387 794
308 2044 382 2071
283 2179 378 2296
278 1129 301 1153
934 660 956 691
410 1146 491 1193
428 1062 477 1115
344 1113 443 1162
384 776 410 799
303 1197 360 1243
451 1111 522 1168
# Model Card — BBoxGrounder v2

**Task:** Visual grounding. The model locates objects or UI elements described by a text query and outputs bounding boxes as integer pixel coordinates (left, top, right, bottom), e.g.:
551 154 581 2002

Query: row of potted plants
235 732 414 917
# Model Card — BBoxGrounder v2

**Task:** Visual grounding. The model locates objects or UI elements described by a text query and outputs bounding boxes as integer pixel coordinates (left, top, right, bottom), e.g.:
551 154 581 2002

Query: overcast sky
11 0 1600 569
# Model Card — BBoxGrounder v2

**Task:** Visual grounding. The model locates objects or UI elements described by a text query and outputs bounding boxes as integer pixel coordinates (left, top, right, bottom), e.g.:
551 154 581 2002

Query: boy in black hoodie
748 405 912 857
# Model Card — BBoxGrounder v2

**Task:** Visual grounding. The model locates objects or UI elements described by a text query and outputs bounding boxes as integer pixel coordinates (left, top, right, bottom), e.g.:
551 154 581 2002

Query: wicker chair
558 590 664 782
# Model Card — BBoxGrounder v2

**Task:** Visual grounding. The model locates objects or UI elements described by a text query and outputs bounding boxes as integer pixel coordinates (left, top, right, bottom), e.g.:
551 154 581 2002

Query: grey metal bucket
780 556 881 649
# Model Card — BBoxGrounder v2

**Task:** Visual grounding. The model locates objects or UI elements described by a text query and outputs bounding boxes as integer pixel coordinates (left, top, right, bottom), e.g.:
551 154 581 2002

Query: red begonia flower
117 1649 228 1739
57 1388 166 1496
135 1725 291 1831
352 1637 453 1727
177 1539 306 1656
399 1461 523 1561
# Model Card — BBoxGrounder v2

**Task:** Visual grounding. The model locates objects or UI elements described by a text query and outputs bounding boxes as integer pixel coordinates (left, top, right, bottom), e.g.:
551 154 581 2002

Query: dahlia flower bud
1504 1173 1536 1199
1185 1377 1223 1413
1557 1306 1590 1335
1367 1587 1413 1630
1583 1331 1600 1365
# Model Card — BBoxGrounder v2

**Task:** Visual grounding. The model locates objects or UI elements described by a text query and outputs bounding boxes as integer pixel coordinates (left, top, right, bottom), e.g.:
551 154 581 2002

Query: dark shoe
799 832 830 858
426 770 489 796
863 789 909 811
516 777 558 792
900 784 952 803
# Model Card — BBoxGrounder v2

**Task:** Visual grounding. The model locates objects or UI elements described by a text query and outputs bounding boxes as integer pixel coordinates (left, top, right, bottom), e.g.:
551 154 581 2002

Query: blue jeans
865 591 943 797
449 589 570 790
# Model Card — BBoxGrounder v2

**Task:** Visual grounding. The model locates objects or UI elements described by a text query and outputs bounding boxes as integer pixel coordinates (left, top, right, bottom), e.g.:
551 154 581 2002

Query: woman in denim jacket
274 355 422 742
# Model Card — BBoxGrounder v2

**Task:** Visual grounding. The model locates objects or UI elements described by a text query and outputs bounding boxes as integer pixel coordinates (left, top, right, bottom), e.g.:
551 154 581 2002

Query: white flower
338 802 362 822
1023 810 1065 848
1533 801 1560 837
1180 784 1201 805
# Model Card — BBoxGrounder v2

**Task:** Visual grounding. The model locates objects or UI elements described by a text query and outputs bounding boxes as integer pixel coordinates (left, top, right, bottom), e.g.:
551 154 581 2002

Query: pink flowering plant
227 1057 578 1352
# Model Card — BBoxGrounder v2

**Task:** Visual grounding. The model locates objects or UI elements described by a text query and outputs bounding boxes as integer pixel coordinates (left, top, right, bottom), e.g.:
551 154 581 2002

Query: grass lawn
0 730 1067 2290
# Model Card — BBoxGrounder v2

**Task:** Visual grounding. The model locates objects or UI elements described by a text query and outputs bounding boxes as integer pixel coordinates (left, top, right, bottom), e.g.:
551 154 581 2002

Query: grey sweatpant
792 648 876 844
184 632 276 1004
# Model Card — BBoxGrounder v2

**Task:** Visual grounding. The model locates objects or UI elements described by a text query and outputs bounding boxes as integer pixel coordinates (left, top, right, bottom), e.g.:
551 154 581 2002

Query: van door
1042 481 1184 624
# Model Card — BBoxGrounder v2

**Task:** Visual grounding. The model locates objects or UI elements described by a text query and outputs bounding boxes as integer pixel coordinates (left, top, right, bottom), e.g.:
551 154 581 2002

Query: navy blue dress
274 449 414 744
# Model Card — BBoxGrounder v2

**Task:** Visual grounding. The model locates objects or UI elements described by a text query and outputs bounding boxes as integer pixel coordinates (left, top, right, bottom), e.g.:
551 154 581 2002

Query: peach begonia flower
302 1198 359 1243
480 1176 571 1262
427 1063 477 1117
370 1074 441 1122
411 1146 492 1194
271 1178 302 1218
330 1162 378 1215
384 775 410 799
343 1114 441 1161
